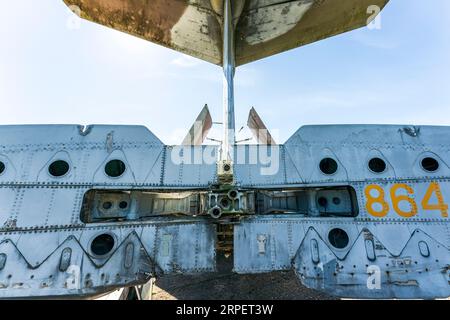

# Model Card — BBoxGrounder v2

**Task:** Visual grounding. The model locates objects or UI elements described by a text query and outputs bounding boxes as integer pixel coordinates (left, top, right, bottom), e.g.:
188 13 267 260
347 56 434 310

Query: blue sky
1 0 449 144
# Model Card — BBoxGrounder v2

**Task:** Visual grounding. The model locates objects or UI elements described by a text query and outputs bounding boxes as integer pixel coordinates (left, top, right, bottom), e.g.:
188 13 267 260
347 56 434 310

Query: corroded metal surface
63 0 389 66
234 216 449 299
236 0 389 65
0 222 216 298
63 0 223 64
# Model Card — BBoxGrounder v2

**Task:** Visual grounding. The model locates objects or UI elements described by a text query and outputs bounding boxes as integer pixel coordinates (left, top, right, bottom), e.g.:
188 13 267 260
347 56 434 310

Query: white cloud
235 66 260 88
171 55 202 68
350 31 398 50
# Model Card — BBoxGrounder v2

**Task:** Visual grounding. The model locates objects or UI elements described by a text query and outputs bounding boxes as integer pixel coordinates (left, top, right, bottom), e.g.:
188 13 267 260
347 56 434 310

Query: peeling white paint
171 6 221 64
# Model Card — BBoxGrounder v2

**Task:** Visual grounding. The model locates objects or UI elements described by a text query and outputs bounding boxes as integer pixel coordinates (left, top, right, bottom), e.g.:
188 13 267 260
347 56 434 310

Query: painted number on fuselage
365 182 448 218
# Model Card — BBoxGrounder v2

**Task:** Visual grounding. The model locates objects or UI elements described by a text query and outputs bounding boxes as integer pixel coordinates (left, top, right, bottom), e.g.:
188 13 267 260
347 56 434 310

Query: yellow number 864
365 182 448 218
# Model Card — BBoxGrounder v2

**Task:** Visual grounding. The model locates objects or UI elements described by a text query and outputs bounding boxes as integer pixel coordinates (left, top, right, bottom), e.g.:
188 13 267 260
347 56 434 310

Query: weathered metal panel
236 0 389 65
0 125 164 186
0 188 16 227
62 0 389 66
0 125 162 147
234 216 307 272
234 145 287 187
0 221 216 298
234 216 450 299
12 187 80 229
284 125 450 183
63 0 222 65
355 180 450 221
163 146 218 187
293 226 450 299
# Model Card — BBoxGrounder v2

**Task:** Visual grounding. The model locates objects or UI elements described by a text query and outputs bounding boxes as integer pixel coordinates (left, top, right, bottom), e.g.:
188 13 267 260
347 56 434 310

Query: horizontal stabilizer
63 0 389 66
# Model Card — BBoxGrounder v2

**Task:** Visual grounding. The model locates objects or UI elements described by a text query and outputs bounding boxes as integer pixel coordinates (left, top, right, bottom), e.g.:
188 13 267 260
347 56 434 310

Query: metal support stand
218 0 236 184
126 277 155 300
141 277 155 300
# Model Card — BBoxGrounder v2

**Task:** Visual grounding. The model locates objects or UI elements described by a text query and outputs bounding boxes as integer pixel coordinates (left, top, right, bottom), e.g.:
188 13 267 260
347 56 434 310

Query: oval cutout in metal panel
59 248 72 272
310 239 320 264
365 239 376 261
418 241 430 257
124 243 135 269
0 254 6 270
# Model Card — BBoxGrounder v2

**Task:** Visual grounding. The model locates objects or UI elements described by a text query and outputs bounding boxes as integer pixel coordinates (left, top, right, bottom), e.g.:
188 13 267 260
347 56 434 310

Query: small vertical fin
247 107 276 145
182 105 213 146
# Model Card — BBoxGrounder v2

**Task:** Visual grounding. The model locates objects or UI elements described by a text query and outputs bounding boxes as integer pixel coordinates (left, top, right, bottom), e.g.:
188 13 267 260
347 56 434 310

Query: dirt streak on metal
64 0 189 44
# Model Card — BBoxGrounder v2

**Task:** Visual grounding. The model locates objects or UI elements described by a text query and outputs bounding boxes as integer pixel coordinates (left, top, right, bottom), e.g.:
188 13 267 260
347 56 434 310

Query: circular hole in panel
105 160 126 178
119 201 128 209
91 234 115 256
328 228 350 249
319 158 338 175
209 207 222 219
102 201 113 210
48 160 70 177
228 190 238 199
421 157 439 172
318 197 328 207
220 198 230 209
368 157 387 173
